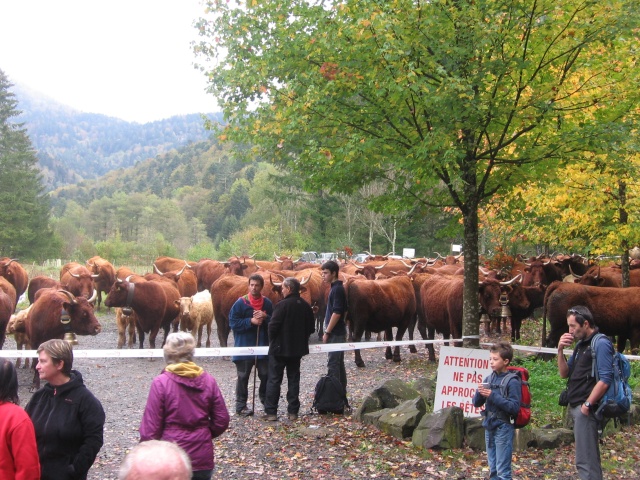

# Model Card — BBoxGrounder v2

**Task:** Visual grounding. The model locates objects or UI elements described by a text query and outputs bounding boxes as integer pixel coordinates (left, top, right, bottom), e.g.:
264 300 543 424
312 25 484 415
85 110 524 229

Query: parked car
318 252 338 264
300 251 318 263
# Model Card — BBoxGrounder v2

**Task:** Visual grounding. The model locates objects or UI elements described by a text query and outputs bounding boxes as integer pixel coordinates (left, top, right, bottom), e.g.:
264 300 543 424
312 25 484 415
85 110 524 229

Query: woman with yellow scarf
140 332 229 480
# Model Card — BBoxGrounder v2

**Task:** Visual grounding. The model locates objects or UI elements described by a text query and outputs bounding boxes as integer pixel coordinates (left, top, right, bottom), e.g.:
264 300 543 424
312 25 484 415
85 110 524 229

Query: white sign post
433 346 492 417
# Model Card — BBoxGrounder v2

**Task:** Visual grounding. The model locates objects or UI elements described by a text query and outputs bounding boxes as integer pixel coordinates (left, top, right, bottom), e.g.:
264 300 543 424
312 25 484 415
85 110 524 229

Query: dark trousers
264 355 302 415
326 332 347 395
234 358 268 412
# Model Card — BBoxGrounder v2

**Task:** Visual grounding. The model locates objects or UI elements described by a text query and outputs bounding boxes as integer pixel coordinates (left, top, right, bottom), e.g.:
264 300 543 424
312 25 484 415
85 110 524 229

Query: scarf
165 361 204 378
246 294 264 312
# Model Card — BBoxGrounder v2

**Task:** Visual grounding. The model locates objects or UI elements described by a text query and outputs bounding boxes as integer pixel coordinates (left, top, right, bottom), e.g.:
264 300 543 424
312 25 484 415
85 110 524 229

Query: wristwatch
584 401 592 408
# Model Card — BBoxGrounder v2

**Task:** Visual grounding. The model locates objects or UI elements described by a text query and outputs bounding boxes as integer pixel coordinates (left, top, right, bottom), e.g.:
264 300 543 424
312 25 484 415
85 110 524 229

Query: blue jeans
485 422 514 480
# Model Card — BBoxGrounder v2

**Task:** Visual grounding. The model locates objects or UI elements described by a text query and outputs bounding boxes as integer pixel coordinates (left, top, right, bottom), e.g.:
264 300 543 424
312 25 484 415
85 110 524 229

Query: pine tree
0 69 58 259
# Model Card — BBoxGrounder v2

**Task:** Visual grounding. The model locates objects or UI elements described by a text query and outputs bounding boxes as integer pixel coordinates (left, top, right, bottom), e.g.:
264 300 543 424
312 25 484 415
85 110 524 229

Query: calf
175 291 214 348
115 307 138 349
7 306 32 368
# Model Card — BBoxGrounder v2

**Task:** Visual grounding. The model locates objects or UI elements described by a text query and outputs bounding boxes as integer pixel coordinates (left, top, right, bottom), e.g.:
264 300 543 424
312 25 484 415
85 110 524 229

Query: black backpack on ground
312 375 348 414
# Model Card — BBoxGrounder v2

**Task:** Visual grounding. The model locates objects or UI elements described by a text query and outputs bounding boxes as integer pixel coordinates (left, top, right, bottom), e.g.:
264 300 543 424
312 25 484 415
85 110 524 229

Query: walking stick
251 323 260 413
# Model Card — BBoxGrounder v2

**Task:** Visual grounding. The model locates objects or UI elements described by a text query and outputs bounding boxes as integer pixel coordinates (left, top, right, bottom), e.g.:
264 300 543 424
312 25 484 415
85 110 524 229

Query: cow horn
270 274 282 287
69 271 80 278
543 259 551 265
375 262 387 270
4 258 18 267
58 289 78 305
350 260 365 268
300 274 311 285
117 278 124 283
479 267 490 275
88 289 98 303
176 264 187 276
87 261 95 267
434 252 443 259
124 275 133 281
364 251 372 256
91 273 100 279
153 264 164 275
184 261 192 269
400 260 412 268
408 263 417 275
500 274 522 286
568 264 582 279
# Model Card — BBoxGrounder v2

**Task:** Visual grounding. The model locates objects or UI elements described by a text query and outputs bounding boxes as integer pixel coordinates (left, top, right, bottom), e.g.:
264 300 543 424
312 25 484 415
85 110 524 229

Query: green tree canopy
197 0 639 345
0 69 58 259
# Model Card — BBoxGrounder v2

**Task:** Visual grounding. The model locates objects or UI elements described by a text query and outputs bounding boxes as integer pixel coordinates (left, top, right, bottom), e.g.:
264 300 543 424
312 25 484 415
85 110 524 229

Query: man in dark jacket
262 277 315 421
229 274 273 417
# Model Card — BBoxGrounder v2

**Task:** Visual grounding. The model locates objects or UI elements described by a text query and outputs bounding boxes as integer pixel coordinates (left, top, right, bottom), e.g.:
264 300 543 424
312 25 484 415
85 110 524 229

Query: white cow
175 290 214 348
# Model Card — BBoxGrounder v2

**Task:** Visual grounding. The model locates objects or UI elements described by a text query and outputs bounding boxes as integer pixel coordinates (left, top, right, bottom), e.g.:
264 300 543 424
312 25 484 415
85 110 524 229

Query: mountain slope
12 82 221 190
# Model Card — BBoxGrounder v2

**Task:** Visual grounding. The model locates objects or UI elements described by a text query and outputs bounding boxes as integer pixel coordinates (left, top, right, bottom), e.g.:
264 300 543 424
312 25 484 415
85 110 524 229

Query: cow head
58 290 102 336
175 297 194 330
105 279 134 308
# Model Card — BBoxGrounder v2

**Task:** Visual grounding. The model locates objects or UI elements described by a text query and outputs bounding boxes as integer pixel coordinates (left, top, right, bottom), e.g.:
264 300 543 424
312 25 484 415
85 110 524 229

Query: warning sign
433 346 492 417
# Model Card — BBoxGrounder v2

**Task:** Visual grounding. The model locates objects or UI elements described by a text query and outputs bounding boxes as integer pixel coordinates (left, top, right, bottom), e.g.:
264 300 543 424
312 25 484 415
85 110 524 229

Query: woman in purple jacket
140 332 229 480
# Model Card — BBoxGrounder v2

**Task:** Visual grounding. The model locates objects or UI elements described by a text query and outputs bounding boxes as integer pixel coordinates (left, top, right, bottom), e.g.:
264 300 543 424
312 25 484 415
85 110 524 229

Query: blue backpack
590 333 632 420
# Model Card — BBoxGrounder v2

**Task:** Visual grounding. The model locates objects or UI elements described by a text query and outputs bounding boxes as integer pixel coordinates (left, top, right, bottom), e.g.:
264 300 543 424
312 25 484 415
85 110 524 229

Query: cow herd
2 252 640 390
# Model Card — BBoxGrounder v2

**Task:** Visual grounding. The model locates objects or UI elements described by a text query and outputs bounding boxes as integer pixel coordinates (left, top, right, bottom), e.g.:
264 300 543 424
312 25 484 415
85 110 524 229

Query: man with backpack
557 305 614 480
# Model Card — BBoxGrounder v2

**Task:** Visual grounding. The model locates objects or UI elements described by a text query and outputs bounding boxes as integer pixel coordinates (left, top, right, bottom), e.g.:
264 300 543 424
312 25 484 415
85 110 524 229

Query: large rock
377 397 426 439
372 378 420 408
355 378 420 421
528 428 574 449
412 407 464 449
411 377 436 406
464 417 485 451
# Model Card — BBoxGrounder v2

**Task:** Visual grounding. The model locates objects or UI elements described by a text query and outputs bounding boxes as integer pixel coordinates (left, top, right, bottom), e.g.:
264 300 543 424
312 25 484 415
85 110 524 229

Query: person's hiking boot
261 413 278 421
287 413 298 421
237 407 254 417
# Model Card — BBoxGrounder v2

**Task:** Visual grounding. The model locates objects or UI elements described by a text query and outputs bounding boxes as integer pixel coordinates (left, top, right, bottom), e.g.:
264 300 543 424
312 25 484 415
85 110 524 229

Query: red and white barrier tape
3 340 639 361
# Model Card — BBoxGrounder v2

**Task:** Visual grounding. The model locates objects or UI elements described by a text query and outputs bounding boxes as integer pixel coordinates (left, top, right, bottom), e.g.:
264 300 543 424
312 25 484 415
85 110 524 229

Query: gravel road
6 310 442 480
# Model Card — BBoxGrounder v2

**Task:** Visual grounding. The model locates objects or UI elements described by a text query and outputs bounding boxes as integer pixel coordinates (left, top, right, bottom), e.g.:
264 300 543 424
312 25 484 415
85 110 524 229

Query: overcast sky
0 0 220 123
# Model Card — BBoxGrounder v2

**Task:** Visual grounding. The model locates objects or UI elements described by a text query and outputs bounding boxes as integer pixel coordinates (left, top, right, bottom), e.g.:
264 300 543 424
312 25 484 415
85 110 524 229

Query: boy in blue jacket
473 342 521 480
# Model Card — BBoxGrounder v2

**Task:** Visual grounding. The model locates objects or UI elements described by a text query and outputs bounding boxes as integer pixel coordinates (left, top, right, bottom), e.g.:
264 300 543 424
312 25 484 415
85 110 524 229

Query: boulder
377 397 427 439
372 378 420 408
355 378 420 421
411 377 436 406
412 407 464 449
464 417 485 451
528 428 574 449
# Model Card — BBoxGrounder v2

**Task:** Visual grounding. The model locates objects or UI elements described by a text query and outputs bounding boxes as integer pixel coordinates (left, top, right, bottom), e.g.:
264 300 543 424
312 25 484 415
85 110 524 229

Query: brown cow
345 275 416 367
115 307 138 349
0 288 13 348
153 256 197 273
193 259 228 292
7 306 31 367
175 291 214 347
0 258 28 305
60 262 98 299
544 281 640 354
0 277 17 310
27 276 60 304
153 263 198 298
105 278 180 349
27 289 102 389
573 265 640 287
115 266 137 280
86 256 116 310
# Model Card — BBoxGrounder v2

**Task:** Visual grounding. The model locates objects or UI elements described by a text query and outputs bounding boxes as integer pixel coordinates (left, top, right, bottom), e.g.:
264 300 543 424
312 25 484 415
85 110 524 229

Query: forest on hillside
48 136 460 264
13 82 220 190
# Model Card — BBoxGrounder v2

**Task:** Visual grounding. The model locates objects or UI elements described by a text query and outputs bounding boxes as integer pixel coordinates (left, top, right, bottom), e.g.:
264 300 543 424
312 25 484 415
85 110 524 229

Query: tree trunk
462 205 480 348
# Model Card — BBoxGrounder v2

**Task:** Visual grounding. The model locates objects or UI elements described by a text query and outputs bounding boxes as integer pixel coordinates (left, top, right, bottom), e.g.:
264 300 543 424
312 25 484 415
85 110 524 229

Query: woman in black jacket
25 339 105 480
